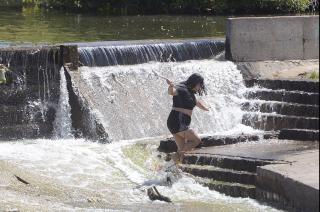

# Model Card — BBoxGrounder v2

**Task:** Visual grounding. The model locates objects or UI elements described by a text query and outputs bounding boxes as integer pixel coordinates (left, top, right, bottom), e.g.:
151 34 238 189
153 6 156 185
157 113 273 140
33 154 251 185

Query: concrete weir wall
226 16 319 61
0 45 107 141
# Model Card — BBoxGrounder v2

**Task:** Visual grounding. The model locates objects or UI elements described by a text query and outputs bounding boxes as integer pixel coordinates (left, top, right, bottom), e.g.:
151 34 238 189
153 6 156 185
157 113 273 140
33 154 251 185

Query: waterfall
0 47 62 140
53 68 73 138
79 59 246 141
79 40 224 67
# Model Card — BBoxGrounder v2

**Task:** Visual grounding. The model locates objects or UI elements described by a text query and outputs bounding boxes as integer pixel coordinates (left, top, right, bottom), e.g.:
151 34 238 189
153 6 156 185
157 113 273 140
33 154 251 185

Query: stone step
241 101 319 118
179 164 256 185
0 87 37 104
246 90 319 105
0 105 26 125
245 79 319 93
0 84 60 105
195 177 256 199
242 113 319 131
0 102 55 126
0 123 52 140
279 129 319 141
158 133 278 153
182 154 273 173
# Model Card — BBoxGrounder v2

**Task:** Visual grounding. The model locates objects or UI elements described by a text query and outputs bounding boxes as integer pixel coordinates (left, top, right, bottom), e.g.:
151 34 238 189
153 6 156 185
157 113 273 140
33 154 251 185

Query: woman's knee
186 129 202 144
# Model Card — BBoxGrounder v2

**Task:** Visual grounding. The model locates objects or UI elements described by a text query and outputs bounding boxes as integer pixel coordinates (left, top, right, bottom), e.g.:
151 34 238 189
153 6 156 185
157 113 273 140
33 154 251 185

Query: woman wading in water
166 73 210 161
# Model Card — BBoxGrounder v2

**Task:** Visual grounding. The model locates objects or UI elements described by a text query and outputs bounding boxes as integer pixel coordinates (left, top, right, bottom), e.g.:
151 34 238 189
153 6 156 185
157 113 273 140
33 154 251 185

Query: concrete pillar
226 16 319 61
60 45 79 71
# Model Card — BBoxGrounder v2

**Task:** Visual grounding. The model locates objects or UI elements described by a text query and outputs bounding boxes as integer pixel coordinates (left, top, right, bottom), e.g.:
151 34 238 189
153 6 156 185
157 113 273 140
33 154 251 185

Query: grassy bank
18 0 319 15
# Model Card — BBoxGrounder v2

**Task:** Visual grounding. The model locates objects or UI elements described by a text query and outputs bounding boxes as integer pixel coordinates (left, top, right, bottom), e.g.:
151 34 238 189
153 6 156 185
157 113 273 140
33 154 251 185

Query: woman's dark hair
184 73 207 96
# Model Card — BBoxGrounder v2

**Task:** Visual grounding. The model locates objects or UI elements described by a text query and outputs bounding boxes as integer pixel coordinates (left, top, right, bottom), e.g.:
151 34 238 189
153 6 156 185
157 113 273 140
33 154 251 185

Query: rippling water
0 8 226 46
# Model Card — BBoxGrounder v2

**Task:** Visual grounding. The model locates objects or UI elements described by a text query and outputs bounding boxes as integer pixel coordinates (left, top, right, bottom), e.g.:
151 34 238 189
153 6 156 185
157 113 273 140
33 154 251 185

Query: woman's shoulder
175 82 187 93
176 82 187 89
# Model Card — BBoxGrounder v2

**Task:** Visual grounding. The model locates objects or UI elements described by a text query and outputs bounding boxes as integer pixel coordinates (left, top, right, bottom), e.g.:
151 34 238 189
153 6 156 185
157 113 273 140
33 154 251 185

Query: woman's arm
166 79 177 96
196 100 210 111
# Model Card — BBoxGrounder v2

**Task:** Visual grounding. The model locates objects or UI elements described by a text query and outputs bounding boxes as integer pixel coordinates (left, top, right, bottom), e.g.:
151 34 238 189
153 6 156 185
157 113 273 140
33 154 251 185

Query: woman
166 73 210 161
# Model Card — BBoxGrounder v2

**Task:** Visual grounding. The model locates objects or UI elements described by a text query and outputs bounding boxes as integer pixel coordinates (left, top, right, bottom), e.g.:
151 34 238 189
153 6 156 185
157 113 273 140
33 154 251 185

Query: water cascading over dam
75 39 252 141
0 47 61 139
78 39 225 66
0 40 282 211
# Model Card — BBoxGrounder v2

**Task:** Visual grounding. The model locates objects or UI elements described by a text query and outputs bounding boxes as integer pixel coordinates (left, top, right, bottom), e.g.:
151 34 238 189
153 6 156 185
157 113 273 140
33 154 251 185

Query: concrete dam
0 16 318 212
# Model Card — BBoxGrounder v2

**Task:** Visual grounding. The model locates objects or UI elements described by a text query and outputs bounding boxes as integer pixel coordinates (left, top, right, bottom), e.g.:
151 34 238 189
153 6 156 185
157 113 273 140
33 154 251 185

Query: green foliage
0 0 23 7
21 0 317 14
309 71 319 80
209 0 311 14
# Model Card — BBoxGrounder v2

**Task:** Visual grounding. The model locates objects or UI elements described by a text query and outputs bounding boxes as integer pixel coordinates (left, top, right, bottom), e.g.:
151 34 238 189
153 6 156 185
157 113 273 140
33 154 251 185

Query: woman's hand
196 100 210 111
166 78 177 96
166 78 174 87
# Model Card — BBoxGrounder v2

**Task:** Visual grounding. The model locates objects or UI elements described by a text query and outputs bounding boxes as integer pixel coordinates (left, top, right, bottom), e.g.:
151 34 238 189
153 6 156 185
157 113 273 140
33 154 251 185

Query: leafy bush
210 0 311 15
21 0 316 14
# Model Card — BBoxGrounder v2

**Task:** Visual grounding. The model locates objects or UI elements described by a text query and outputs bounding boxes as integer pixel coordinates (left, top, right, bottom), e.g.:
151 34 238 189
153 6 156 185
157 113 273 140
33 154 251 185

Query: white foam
53 67 73 139
0 138 280 211
79 59 252 140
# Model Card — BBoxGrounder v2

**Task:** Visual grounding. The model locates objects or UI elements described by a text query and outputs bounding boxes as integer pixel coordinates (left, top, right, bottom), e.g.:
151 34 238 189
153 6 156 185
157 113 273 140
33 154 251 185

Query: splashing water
53 68 73 139
78 40 225 67
79 60 247 141
0 138 280 211
0 55 279 211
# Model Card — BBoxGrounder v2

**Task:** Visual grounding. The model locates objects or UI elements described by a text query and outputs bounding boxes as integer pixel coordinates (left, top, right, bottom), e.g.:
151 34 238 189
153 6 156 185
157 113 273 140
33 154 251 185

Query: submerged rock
147 186 172 203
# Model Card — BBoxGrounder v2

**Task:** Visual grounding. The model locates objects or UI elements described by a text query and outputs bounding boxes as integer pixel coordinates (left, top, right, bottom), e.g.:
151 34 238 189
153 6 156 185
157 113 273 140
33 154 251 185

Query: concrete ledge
256 150 319 212
158 134 266 153
245 79 320 93
64 67 109 143
241 101 320 118
279 129 319 142
226 16 319 61
242 113 319 131
246 90 319 105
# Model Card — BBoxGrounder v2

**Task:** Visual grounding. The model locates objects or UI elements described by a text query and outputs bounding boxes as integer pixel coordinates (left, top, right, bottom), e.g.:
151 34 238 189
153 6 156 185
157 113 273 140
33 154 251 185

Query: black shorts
167 110 191 134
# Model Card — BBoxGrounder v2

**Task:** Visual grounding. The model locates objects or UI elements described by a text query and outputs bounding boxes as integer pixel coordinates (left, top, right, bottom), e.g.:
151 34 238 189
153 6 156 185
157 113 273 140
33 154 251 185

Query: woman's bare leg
177 129 202 152
173 134 185 151
173 134 186 162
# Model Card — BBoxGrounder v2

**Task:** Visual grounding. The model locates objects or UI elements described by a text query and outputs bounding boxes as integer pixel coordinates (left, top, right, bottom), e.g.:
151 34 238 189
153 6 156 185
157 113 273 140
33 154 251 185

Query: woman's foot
177 151 185 163
170 152 180 164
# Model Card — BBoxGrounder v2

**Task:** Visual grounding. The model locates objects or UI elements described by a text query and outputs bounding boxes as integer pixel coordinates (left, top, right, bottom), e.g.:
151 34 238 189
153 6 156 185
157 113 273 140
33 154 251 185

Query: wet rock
14 175 30 185
87 197 102 203
147 186 171 203
158 134 261 153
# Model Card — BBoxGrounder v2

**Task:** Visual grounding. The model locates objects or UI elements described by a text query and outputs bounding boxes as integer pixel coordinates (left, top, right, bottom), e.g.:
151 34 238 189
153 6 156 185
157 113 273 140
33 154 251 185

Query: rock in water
147 186 172 203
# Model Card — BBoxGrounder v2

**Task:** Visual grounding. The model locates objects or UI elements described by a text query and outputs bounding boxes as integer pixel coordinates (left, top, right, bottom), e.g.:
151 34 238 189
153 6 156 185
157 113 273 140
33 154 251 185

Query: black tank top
172 82 197 110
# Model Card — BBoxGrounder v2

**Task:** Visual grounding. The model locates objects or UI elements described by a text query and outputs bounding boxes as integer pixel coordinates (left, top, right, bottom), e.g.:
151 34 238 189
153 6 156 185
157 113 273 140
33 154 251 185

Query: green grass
309 71 319 80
